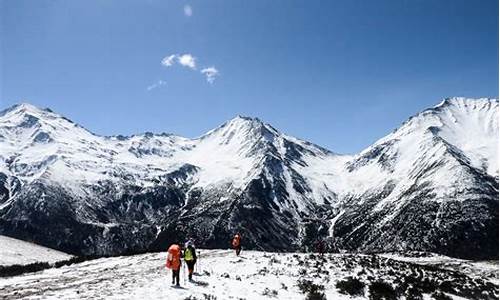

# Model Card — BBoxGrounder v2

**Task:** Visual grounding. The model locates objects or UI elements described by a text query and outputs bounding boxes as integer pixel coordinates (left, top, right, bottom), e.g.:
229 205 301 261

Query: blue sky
1 0 498 153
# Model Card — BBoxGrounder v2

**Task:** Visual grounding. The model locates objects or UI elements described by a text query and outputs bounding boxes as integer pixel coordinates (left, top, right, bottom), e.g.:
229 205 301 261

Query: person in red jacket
232 233 242 256
166 244 182 286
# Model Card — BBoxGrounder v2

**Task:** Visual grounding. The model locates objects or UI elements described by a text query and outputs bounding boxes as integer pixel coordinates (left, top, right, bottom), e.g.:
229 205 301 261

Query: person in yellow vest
183 239 197 281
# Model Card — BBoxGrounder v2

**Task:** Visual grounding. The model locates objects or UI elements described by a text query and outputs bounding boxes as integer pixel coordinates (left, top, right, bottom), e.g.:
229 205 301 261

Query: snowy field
0 249 497 300
0 235 73 266
379 252 499 285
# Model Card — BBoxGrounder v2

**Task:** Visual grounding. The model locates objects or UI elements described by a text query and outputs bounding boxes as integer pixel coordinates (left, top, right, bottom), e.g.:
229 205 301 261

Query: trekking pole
181 263 184 285
198 253 203 274
183 262 187 284
196 256 200 274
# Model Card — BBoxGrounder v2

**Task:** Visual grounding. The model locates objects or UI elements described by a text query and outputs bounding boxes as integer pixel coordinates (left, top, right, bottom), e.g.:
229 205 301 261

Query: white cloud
161 54 196 70
158 54 218 85
161 55 176 67
178 54 196 69
183 5 192 17
146 80 167 91
201 67 219 84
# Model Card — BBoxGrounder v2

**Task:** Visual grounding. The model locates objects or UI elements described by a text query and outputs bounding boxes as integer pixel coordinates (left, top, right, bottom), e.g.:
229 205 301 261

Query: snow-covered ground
0 249 497 299
0 235 73 266
379 252 499 285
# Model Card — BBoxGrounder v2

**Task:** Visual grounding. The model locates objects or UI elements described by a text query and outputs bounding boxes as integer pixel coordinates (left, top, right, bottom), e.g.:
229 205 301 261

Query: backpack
166 244 181 270
184 247 194 261
232 234 241 247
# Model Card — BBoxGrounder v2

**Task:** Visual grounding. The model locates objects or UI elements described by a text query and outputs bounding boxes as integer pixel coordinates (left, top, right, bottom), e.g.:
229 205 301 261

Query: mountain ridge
0 97 497 259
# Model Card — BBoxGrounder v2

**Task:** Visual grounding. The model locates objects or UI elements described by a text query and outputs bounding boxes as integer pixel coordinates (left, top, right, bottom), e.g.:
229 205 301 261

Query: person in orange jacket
232 233 242 256
166 243 182 286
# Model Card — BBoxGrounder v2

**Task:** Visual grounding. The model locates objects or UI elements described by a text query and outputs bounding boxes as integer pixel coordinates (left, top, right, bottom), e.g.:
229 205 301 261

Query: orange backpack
166 244 181 270
232 234 241 247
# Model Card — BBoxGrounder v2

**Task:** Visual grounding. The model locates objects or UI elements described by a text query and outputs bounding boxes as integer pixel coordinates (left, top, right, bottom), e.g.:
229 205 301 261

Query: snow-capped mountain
0 98 497 259
317 98 499 259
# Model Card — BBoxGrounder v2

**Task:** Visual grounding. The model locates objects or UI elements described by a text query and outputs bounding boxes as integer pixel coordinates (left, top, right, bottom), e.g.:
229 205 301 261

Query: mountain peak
12 102 39 111
225 115 280 136
1 103 38 116
0 103 60 121
394 97 498 132
229 115 263 125
434 97 498 111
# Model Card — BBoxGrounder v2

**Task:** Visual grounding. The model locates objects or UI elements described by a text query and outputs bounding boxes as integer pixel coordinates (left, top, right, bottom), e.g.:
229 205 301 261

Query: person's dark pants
186 260 196 280
172 269 180 285
235 245 242 256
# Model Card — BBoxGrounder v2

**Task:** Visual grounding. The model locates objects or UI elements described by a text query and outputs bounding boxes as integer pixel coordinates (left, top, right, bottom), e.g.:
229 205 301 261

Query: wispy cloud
183 5 192 17
177 54 196 69
161 55 176 67
201 67 219 84
146 80 167 91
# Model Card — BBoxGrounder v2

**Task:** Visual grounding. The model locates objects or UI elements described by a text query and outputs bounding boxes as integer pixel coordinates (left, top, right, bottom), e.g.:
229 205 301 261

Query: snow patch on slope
0 235 73 266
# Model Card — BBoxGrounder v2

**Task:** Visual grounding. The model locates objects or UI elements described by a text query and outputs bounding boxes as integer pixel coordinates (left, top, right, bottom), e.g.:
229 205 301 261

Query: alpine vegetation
0 98 497 260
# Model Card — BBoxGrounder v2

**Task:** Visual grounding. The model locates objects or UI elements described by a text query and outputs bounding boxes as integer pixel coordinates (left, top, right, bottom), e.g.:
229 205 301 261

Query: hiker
166 243 182 286
183 239 197 281
315 239 325 255
232 233 242 256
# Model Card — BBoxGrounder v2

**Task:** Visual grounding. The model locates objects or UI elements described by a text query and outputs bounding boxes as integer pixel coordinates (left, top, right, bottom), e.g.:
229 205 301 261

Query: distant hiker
166 244 182 286
232 233 242 256
183 240 197 281
315 240 326 255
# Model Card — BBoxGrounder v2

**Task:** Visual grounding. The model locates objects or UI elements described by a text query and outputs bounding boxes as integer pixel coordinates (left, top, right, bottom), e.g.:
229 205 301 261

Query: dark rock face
0 155 314 256
1 155 496 260
329 136 499 260
333 189 499 260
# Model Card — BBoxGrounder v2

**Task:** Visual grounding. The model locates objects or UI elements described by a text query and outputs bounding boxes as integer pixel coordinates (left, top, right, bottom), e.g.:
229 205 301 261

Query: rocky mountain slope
0 97 497 259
